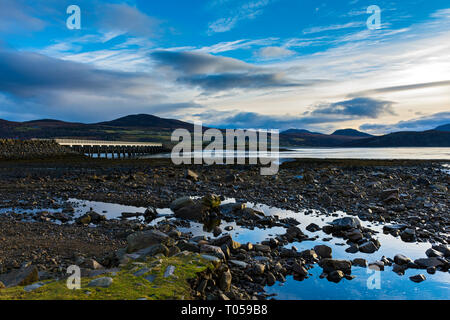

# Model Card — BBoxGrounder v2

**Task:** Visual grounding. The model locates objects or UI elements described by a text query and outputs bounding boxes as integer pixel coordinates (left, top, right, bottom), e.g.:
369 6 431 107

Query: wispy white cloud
208 0 272 34
302 22 365 35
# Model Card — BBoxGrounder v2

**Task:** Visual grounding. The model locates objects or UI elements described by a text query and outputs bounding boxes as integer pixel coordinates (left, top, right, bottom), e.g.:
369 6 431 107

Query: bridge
53 139 164 159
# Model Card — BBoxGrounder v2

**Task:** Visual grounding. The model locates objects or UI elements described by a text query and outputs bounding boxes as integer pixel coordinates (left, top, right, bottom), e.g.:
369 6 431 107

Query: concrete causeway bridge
53 139 164 159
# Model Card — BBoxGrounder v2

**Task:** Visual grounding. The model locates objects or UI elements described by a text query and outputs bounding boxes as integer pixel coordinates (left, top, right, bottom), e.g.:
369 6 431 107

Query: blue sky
0 0 449 133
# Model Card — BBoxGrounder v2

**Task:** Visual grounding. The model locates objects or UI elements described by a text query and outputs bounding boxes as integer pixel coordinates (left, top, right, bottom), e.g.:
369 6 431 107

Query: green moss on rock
0 253 212 300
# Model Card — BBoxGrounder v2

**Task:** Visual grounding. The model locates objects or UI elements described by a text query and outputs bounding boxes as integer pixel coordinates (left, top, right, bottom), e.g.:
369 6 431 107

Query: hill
435 124 450 132
332 129 373 138
343 130 450 147
97 114 194 131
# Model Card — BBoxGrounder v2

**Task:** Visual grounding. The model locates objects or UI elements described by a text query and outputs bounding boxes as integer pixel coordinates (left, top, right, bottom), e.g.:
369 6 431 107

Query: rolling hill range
0 114 449 147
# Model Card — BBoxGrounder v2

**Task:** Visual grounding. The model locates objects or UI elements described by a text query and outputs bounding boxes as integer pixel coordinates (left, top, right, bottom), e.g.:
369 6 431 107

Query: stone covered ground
0 157 448 299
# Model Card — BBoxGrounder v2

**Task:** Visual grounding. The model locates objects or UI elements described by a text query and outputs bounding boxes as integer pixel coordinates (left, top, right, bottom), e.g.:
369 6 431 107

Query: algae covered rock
126 230 173 253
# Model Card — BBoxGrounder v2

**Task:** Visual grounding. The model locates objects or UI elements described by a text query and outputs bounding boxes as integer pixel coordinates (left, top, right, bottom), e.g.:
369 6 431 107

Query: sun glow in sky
0 0 449 133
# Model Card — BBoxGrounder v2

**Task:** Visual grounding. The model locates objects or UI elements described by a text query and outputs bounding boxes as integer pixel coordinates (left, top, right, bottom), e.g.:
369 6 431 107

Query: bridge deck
54 139 162 147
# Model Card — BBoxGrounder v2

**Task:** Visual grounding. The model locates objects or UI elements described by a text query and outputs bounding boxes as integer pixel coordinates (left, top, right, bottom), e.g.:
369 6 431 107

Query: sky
0 0 449 134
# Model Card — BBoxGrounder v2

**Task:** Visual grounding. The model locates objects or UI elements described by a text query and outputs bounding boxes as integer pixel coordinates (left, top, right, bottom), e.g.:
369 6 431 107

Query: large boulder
330 217 361 230
173 202 209 222
400 228 416 242
0 265 39 288
394 254 412 266
200 245 226 260
170 197 194 212
414 257 445 269
359 241 379 254
319 259 352 274
126 230 173 253
314 245 332 259
432 244 450 257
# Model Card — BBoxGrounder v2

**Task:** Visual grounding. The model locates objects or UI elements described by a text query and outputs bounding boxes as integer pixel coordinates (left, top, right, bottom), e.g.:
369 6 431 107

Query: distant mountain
97 114 194 131
332 129 373 138
435 123 450 132
24 119 85 127
343 130 450 147
282 128 322 135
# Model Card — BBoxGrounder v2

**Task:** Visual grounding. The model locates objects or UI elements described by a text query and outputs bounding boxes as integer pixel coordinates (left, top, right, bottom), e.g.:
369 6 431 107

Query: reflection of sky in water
68 198 450 300
3 197 449 299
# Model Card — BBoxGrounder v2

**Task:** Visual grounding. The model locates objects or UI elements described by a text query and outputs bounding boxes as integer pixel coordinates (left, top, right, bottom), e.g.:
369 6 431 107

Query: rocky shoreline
0 157 448 299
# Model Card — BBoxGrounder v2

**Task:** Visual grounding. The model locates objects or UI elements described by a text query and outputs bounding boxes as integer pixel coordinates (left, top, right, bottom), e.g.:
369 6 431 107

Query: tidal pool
2 197 449 300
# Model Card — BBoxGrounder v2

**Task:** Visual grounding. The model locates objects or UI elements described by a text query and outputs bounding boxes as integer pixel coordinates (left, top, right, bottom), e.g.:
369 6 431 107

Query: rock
138 244 170 257
202 194 221 209
352 258 368 268
266 272 276 286
400 228 416 242
394 254 412 265
432 244 450 257
306 223 321 232
427 267 436 274
345 245 359 254
88 277 113 288
319 259 352 274
327 270 345 283
82 258 103 270
425 248 443 258
330 217 361 230
284 226 306 241
213 227 222 237
168 246 181 257
163 266 176 278
86 211 106 224
292 262 308 277
0 265 39 288
186 169 199 181
346 230 364 242
300 249 319 261
170 197 194 212
314 245 332 259
126 230 172 253
0 281 5 289
200 245 226 260
134 268 150 277
143 208 158 221
359 241 378 254
229 260 248 268
24 282 45 292
76 214 91 225
414 257 444 269
174 202 209 222
201 255 221 264
392 264 406 275
253 244 271 253
219 270 232 292
409 274 426 283
369 261 385 271
253 263 265 275
381 189 399 202
177 242 199 253
383 224 407 234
